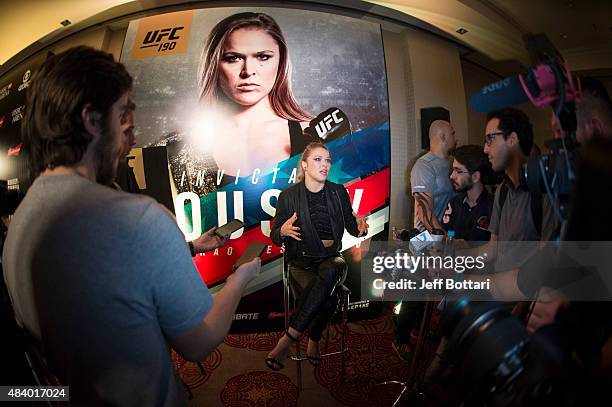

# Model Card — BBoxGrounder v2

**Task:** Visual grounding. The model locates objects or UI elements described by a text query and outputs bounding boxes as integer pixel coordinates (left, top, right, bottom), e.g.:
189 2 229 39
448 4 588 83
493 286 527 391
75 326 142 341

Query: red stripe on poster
345 167 390 215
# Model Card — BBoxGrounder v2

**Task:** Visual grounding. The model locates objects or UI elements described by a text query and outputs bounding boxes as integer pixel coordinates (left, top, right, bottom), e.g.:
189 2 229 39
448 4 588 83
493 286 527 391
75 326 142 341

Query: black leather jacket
270 181 360 261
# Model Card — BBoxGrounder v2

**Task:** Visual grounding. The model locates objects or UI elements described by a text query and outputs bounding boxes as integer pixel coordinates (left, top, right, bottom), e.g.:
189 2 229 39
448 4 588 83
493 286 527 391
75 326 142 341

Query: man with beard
423 145 493 383
461 108 554 273
442 145 493 245
411 120 457 232
112 98 141 193
2 46 261 406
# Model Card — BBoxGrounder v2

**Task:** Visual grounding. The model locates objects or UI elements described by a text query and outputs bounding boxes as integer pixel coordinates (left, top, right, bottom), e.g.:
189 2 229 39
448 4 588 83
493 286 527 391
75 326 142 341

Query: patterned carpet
172 312 423 406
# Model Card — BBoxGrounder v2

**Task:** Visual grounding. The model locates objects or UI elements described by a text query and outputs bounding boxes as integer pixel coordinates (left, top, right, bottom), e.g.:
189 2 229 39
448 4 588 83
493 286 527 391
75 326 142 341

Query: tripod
379 300 437 407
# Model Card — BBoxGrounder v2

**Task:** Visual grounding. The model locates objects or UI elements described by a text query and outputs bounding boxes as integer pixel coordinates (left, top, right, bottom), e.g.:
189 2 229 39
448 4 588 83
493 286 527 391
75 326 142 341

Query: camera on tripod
520 135 577 221
437 33 598 406
471 33 581 227
441 295 581 407
518 41 581 223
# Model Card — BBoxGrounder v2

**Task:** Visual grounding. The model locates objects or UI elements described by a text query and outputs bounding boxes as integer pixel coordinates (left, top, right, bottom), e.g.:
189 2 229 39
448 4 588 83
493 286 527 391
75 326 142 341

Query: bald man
411 120 457 232
393 120 457 362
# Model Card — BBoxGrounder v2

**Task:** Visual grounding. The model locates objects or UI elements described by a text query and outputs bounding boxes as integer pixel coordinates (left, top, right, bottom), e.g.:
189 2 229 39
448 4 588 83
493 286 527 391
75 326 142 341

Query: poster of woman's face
121 7 390 292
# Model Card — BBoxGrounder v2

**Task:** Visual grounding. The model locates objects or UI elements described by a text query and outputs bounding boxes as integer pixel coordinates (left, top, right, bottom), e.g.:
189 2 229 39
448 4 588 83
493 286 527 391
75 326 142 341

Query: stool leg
284 257 304 393
323 322 331 355
294 297 303 392
283 259 290 333
340 292 349 382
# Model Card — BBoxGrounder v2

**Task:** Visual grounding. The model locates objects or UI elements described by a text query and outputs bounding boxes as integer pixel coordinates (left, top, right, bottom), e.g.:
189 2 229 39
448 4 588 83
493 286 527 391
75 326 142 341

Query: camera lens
442 296 530 392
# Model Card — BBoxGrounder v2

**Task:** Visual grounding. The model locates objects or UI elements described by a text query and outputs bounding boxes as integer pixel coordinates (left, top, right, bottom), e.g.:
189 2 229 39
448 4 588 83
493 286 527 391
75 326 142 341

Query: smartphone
233 242 267 270
214 219 244 238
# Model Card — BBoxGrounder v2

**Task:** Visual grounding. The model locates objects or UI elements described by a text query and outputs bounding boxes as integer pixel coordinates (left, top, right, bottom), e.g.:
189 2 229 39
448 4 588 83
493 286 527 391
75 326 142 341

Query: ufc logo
141 27 183 48
315 109 344 138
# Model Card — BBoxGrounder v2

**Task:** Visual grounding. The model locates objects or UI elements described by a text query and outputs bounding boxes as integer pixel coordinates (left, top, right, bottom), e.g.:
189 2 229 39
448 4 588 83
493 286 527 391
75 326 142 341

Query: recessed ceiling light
60 20 71 27
456 27 468 35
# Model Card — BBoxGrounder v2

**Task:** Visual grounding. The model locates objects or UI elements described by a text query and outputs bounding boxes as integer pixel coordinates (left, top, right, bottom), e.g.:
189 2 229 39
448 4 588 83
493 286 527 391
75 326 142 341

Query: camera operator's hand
526 287 569 333
281 212 301 241
192 227 228 254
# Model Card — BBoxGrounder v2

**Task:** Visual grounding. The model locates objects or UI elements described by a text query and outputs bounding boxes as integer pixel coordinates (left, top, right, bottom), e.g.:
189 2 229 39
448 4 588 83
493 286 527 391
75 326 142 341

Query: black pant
394 301 424 344
288 254 347 341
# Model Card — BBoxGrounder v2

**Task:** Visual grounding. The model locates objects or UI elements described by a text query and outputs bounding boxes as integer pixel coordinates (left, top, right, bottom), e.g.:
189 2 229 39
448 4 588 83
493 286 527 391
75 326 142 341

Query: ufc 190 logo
140 27 184 52
131 10 192 59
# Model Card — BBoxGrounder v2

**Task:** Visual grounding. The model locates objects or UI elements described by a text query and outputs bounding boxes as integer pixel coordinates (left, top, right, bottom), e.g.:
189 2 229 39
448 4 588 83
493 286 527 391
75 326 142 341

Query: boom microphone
469 75 531 113
469 61 580 113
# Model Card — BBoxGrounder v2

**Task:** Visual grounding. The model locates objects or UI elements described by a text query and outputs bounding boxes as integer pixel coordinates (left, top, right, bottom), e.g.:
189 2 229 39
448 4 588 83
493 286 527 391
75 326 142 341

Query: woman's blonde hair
198 12 311 121
296 141 329 182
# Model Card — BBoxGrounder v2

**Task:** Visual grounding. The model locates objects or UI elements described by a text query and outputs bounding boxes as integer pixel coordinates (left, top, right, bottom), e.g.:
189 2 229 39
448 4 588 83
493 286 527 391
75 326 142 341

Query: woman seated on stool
266 141 368 370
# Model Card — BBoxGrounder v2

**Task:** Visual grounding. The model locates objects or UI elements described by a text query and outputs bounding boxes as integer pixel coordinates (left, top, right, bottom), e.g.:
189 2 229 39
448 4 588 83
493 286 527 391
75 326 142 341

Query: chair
377 300 437 407
281 252 350 392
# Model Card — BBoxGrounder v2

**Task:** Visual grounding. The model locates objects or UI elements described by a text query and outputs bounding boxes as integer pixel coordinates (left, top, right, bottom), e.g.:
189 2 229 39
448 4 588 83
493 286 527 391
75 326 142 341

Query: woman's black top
270 181 360 260
306 187 334 240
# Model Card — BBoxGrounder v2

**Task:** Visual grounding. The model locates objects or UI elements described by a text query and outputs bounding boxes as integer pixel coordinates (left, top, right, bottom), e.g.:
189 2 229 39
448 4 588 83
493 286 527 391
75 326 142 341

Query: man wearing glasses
471 108 554 272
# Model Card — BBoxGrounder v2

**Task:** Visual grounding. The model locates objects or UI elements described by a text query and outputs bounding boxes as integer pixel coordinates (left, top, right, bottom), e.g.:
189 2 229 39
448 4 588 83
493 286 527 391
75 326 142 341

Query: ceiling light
456 27 468 35
60 20 71 27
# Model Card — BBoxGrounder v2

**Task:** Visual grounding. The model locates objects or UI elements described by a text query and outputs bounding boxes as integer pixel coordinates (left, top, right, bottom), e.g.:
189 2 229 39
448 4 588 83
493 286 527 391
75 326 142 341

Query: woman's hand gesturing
354 212 369 237
281 212 302 241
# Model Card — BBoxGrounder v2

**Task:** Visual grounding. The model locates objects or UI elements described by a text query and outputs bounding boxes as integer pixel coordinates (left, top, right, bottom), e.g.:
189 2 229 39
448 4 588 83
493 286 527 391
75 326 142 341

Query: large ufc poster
120 7 390 330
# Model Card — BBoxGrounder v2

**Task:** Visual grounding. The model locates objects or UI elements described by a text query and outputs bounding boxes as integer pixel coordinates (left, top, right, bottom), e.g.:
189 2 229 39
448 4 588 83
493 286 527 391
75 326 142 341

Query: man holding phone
2 47 261 406
188 220 244 257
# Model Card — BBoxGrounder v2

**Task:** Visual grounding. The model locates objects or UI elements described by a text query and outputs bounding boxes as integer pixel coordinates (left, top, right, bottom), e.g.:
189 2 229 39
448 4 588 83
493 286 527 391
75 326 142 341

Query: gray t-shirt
411 152 455 230
3 174 213 406
489 182 553 272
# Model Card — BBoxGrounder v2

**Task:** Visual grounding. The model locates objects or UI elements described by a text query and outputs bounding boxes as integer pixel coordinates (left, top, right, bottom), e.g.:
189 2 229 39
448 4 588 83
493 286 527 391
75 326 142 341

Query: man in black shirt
442 145 493 245
423 145 494 384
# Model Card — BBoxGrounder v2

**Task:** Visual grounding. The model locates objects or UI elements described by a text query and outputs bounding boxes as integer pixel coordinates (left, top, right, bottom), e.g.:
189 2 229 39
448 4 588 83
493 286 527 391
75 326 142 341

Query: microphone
469 61 580 113
469 75 531 113
304 107 351 142
397 228 419 241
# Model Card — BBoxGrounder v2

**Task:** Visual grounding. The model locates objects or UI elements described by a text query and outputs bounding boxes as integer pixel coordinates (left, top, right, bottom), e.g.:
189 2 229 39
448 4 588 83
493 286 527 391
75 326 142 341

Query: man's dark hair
22 46 133 176
453 144 492 178
577 76 612 139
486 108 534 156
580 77 612 106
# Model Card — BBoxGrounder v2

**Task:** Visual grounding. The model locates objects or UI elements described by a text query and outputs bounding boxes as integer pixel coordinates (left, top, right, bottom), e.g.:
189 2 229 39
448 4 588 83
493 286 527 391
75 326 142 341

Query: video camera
435 34 604 406
470 33 581 229
440 294 594 407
